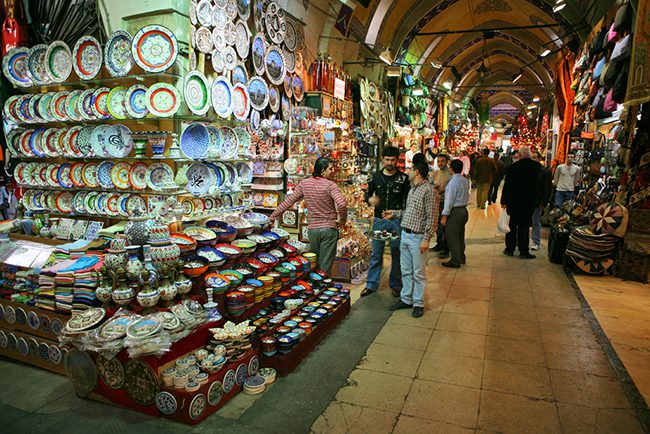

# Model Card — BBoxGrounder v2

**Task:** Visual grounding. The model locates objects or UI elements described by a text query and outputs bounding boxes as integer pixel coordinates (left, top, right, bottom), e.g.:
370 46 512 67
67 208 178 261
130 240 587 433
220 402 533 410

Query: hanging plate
105 30 133 77
45 41 72 83
131 25 178 73
97 161 116 189
284 49 295 73
2 47 33 87
3 95 22 123
77 89 96 121
225 21 237 46
294 51 304 75
237 0 251 20
27 44 51 85
145 83 181 117
292 75 304 102
72 36 102 80
232 83 250 121
111 162 132 189
232 63 248 86
82 163 99 188
186 162 215 196
147 163 174 190
211 49 225 73
265 1 286 45
106 124 134 158
212 6 228 29
212 28 227 52
250 109 261 130
235 20 251 59
264 45 285 85
107 86 129 119
129 162 149 190
181 123 210 160
125 84 149 119
254 0 264 32
251 33 266 75
195 26 213 54
124 360 159 406
65 90 84 122
225 0 238 20
219 127 239 160
77 125 96 157
91 87 111 119
269 85 280 112
184 70 211 116
281 93 290 120
284 74 292 98
284 21 297 51
211 75 234 119
190 1 198 25
223 46 238 70
247 76 269 111
196 0 213 27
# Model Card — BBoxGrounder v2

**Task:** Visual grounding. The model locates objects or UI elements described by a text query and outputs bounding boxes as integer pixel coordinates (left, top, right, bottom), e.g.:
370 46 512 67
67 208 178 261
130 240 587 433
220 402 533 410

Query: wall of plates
359 78 395 139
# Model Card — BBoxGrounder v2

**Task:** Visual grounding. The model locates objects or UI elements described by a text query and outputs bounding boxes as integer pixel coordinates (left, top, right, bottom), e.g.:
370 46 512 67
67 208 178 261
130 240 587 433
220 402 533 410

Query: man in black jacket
362 146 410 297
488 151 504 204
531 151 553 250
500 146 542 259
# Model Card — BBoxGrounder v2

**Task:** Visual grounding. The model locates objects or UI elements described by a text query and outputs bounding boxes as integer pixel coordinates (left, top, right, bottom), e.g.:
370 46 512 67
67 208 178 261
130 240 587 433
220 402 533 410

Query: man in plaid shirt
385 156 439 318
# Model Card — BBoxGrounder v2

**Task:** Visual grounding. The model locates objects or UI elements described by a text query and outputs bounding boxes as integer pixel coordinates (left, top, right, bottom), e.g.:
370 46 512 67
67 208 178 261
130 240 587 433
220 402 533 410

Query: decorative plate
82 163 99 188
146 163 174 190
208 381 224 406
190 1 198 25
3 95 22 123
26 310 39 329
107 86 129 120
249 355 260 375
72 36 102 80
212 76 234 119
265 1 286 44
184 70 211 116
212 27 227 52
124 84 148 119
195 26 213 54
64 349 98 398
45 41 72 83
15 307 27 325
223 46 238 70
181 123 210 160
126 316 162 339
292 75 304 102
49 345 62 364
7 333 17 351
27 44 51 85
197 0 213 27
235 363 248 386
281 94 290 119
38 342 49 359
212 6 228 29
17 337 28 356
284 21 297 51
89 125 109 157
0 331 6 349
189 393 207 420
78 89 97 121
248 76 269 111
284 74 292 98
211 49 225 73
232 83 250 121
156 391 177 415
97 160 116 189
108 124 133 158
145 83 181 117
105 30 133 76
254 0 264 32
268 85 280 112
124 360 159 406
5 306 16 324
91 87 111 119
57 163 74 188
131 25 178 73
111 162 132 189
225 0 238 20
126 195 147 215
250 110 261 129
296 24 305 51
66 307 106 333
284 49 295 73
220 127 239 159
252 33 266 75
51 318 64 336
186 163 215 196
232 63 248 86
2 47 33 87
70 162 86 187
265 45 285 85
223 369 236 393
237 0 251 20
65 90 84 121
284 157 298 175
235 20 251 59
96 353 125 389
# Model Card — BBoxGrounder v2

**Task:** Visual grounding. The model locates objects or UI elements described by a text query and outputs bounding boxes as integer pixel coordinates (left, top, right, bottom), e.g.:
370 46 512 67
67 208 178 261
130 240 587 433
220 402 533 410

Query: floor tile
393 415 474 434
358 342 424 378
557 403 597 434
442 299 490 316
488 300 538 321
373 323 434 350
487 317 541 340
417 352 483 388
310 401 398 434
595 409 646 434
544 344 615 378
535 306 587 326
435 311 488 335
446 285 491 301
549 369 631 409
485 334 546 367
488 288 535 306
478 389 561 434
335 369 413 413
482 359 553 399
452 274 492 288
401 379 480 428
387 308 441 329
426 330 486 359
540 324 601 349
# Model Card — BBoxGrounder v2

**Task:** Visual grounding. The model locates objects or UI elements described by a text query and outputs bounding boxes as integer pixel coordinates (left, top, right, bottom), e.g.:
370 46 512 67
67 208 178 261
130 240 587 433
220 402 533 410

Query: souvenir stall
1 0 352 425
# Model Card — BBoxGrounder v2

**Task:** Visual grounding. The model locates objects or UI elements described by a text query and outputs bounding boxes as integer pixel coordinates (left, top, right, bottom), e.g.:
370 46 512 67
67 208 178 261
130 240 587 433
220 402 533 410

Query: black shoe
503 249 514 257
360 288 375 297
459 258 466 264
442 261 461 268
431 244 443 252
412 307 424 318
439 251 450 259
389 300 412 311
391 287 401 298
520 253 537 259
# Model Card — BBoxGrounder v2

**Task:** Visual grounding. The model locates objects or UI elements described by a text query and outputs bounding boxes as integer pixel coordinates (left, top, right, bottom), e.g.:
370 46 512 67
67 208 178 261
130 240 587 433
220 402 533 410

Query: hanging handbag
614 2 633 32
601 61 619 86
592 57 606 79
603 88 618 112
591 26 607 54
611 35 632 62
581 121 595 139
607 23 619 44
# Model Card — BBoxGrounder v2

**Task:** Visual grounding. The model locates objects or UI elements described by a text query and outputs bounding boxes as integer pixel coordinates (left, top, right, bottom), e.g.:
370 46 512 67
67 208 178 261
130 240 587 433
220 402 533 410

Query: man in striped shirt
270 157 347 274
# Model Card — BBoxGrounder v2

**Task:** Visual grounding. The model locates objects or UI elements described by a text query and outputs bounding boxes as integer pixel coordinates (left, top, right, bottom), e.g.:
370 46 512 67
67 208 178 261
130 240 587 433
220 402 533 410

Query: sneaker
389 300 412 311
503 249 514 257
531 244 540 251
520 253 537 259
412 307 424 318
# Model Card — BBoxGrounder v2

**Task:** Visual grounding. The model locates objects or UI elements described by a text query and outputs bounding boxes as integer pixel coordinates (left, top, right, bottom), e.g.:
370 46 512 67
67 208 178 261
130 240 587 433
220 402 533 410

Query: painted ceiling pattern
475 0 513 14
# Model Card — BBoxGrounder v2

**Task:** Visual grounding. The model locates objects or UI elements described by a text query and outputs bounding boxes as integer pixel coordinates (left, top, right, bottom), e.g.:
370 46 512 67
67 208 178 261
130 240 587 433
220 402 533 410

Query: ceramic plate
3 95 22 123
77 125 96 156
211 76 234 119
232 83 250 121
284 21 297 51
126 316 162 339
129 162 149 190
147 163 174 190
223 46 238 70
284 74 292 98
73 36 102 80
125 84 149 118
247 76 268 111
107 86 129 119
232 63 248 86
2 47 33 87
235 20 251 59
186 163 215 196
268 85 280 112
211 49 225 73
237 0 251 20
106 124 134 158
184 70 210 116
111 162 131 189
105 30 133 76
195 26 213 54
88 88 108 119
250 110 261 130
219 127 239 160
81 163 99 188
284 49 295 73
70 163 85 187
181 123 210 160
132 25 178 73
292 75 304 102
66 308 106 333
251 33 266 76
27 44 51 85
212 6 228 29
45 41 72 83
264 45 285 85
97 161 116 189
197 0 213 27
77 89 96 121
264 1 285 44
66 90 85 121
145 83 181 117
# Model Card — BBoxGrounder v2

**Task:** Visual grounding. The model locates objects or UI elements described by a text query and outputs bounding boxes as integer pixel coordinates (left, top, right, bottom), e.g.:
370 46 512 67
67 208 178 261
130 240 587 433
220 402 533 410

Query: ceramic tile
441 299 490 316
482 359 553 399
549 369 631 409
535 306 587 326
594 409 646 434
358 342 424 378
544 344 615 378
452 274 492 288
417 353 483 388
373 323 433 350
393 415 475 433
435 311 488 335
485 334 546 367
487 317 541 340
488 288 535 306
401 379 480 427
540 323 601 349
478 389 561 434
557 403 597 434
310 401 398 434
426 330 486 359
335 369 413 413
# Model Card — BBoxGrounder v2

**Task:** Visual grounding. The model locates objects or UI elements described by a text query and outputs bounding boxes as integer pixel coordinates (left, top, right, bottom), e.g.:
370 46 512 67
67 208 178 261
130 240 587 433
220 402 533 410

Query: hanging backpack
591 26 607 54
611 35 632 62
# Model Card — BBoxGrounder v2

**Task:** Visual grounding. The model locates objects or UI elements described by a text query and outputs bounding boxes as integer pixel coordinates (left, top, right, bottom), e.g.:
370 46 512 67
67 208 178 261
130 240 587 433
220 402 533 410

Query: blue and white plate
105 30 133 77
211 76 233 119
90 125 111 157
180 123 210 160
125 84 148 118
248 76 269 111
97 161 116 189
186 163 214 196
219 127 239 160
2 47 33 87
232 64 248 86
250 110 261 130
57 163 74 188
27 44 51 85
146 163 174 190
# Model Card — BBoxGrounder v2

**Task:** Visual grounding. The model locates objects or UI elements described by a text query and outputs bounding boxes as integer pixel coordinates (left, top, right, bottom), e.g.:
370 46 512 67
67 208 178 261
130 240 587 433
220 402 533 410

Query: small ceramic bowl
205 220 237 243
185 381 200 392
183 255 210 277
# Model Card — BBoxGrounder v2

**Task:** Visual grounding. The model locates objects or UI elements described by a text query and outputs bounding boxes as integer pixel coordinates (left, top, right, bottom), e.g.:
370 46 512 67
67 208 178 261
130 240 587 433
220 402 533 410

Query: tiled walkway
311 204 647 434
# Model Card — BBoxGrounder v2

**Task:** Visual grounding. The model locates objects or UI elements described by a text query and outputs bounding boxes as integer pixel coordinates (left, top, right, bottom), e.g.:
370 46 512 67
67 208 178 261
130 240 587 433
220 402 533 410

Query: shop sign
334 78 345 100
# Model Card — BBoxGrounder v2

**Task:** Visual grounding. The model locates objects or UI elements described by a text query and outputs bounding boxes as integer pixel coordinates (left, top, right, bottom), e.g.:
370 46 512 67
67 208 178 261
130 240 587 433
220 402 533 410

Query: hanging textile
553 53 576 164
626 0 650 105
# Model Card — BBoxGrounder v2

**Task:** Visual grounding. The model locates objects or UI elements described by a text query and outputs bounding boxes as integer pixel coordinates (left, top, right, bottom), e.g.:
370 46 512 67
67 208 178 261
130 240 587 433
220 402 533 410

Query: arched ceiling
350 0 615 115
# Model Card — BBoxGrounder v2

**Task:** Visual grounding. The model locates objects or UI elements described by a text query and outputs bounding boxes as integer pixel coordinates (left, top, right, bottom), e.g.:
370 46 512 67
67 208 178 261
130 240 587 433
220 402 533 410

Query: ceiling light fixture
431 59 443 68
443 81 453 90
539 48 551 57
386 66 401 77
513 71 523 83
553 2 566 12
379 49 393 65
532 95 540 102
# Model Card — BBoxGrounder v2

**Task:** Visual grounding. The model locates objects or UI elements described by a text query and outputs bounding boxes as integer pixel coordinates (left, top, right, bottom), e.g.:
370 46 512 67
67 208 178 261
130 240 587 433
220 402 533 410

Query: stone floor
0 201 648 434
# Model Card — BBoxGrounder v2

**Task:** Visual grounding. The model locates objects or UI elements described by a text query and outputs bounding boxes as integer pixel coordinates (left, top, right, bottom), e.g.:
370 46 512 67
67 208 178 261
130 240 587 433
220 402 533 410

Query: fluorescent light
443 81 452 89
513 72 522 83
539 48 551 57
386 66 401 77
430 59 443 68
553 3 566 12
412 86 424 96
454 102 461 108
533 95 540 102
379 49 393 65
527 104 537 110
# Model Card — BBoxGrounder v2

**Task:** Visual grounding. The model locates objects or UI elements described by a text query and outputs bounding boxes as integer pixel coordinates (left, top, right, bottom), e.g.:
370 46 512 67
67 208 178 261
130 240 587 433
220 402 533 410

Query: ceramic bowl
196 246 226 268
215 243 242 261
171 232 198 253
221 270 244 287
183 255 210 277
184 226 218 246
205 220 237 243
231 239 257 254
247 234 273 249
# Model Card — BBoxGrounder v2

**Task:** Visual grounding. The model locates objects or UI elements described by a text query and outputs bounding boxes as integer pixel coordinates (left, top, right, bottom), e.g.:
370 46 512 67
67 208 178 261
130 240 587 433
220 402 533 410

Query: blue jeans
532 207 543 246
399 230 427 308
366 218 402 291
555 190 574 208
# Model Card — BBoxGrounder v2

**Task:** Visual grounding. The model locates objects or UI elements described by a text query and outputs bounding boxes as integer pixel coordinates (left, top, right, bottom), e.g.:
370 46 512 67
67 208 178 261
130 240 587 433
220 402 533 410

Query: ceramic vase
125 217 153 246
174 264 193 295
133 137 147 158
125 246 143 281
158 274 177 301
112 281 135 306
147 133 167 157
105 250 128 272
137 287 160 307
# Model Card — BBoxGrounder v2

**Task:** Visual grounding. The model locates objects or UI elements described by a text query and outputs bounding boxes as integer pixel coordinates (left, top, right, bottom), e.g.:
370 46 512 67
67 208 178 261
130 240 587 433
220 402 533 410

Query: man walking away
362 146 410 297
388 159 438 318
488 152 504 204
531 151 553 250
474 148 497 209
554 153 581 208
429 154 451 256
440 159 469 268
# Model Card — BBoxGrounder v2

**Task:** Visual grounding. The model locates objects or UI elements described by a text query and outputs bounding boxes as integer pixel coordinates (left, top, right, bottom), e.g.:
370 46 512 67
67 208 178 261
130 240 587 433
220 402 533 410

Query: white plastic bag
498 209 511 234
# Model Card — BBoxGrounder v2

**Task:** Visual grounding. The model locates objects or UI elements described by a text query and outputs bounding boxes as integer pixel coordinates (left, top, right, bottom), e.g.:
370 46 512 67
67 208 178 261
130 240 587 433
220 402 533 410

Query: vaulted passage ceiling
348 0 615 110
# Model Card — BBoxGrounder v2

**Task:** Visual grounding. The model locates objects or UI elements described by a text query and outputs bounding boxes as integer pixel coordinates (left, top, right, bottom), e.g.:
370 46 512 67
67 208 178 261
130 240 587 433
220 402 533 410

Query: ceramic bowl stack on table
209 321 256 362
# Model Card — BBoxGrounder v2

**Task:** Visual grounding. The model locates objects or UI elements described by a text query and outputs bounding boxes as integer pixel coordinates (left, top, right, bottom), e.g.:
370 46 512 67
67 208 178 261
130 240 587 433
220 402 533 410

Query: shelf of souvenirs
19 184 252 195
305 91 353 104
11 72 182 93
250 184 284 191
10 114 251 128
252 172 284 178
40 204 253 222
12 155 253 164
